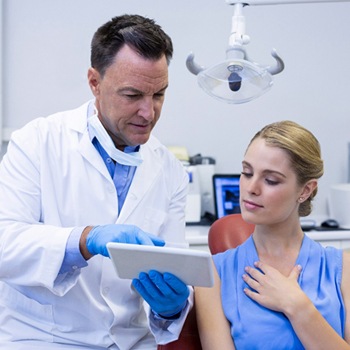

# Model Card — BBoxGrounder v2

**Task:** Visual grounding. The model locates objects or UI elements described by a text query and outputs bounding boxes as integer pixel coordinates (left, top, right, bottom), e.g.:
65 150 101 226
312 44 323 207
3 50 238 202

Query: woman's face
240 137 303 226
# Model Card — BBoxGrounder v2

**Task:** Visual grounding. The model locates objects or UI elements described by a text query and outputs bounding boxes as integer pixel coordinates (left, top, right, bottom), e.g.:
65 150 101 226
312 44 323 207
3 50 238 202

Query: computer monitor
213 174 241 219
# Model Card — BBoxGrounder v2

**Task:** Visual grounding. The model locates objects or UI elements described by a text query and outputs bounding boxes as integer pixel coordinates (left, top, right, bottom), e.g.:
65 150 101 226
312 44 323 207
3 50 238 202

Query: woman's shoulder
342 250 350 279
341 251 350 319
212 236 252 268
305 236 343 272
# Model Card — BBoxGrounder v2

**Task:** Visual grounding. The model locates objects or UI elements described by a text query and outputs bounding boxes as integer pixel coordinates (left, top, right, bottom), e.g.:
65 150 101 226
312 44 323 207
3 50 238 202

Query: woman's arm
341 251 350 343
195 261 236 350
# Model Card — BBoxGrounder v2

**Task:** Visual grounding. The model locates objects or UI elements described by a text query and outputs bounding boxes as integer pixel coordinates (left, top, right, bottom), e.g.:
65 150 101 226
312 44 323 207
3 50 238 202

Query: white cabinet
186 226 350 251
186 226 210 252
306 231 350 250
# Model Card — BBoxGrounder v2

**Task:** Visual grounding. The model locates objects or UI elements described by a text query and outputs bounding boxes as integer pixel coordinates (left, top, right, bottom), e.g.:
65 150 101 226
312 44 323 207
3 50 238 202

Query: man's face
88 44 169 150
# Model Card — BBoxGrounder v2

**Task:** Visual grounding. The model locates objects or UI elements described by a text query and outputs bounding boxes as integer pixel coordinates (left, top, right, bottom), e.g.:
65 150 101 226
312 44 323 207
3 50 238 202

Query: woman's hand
242 261 305 315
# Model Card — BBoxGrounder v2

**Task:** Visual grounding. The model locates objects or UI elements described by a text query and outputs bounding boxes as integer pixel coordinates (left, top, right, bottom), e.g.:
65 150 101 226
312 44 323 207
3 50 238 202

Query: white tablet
107 242 214 287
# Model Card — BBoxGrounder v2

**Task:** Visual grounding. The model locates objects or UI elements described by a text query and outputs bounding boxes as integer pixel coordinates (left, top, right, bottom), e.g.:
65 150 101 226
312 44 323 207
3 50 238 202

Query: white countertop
185 225 350 246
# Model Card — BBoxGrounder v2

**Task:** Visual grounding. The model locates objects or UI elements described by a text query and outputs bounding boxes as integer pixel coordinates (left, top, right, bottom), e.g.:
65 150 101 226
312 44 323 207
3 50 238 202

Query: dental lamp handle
267 48 285 75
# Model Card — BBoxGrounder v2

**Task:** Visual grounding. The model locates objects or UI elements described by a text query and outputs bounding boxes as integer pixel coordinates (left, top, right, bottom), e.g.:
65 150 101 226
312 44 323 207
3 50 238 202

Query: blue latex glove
86 224 165 257
132 270 189 318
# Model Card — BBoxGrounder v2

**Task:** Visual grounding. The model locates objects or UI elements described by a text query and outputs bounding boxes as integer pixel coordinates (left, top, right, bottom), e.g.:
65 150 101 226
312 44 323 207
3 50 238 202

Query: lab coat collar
65 100 92 134
68 101 113 182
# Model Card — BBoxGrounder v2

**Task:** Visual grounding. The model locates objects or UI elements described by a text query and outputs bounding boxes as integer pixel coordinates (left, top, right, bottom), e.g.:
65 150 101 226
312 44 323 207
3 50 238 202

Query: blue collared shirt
91 136 138 214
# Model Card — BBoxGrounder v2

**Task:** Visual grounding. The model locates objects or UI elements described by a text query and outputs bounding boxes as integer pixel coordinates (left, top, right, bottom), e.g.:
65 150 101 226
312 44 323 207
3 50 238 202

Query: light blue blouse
213 235 345 350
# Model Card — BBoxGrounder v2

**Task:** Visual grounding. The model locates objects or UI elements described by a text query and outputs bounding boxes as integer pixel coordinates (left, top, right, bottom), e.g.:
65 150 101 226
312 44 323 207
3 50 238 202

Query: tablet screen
107 242 214 287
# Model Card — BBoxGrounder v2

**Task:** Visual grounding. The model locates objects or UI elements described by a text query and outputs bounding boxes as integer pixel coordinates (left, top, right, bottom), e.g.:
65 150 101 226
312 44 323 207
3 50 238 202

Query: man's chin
134 134 151 146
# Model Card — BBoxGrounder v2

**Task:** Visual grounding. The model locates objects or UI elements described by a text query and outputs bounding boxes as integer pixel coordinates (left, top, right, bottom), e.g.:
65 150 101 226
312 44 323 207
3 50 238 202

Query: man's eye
125 94 139 99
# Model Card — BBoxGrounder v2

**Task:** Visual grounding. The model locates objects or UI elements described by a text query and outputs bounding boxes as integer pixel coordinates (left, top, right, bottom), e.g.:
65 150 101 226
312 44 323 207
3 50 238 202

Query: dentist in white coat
0 14 192 350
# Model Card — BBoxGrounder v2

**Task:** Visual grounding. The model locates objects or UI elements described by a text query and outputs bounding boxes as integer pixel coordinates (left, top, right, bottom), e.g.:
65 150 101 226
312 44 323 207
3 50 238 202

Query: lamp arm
226 0 350 5
229 3 250 46
186 53 206 76
266 48 285 75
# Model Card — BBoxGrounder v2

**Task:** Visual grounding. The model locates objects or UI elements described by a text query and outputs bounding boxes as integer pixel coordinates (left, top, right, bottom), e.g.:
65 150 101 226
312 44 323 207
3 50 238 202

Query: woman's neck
252 221 304 276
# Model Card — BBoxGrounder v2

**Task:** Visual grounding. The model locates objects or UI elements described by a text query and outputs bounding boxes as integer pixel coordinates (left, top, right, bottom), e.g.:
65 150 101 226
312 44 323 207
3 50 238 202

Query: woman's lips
242 199 263 210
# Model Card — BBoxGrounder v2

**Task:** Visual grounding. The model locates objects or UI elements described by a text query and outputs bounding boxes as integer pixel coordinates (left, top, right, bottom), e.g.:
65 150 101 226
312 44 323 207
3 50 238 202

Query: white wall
1 0 350 218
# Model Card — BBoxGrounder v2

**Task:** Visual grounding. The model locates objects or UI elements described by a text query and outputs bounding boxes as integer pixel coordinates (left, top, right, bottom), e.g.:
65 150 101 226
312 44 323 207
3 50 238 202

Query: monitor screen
213 174 241 219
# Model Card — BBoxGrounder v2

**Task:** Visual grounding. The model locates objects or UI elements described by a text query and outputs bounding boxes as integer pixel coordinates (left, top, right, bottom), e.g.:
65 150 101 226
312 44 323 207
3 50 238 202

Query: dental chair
208 213 254 255
157 214 254 350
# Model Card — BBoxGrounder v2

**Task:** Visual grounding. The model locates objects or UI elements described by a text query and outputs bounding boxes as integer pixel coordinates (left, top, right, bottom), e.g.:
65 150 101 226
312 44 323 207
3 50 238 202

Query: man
0 14 192 349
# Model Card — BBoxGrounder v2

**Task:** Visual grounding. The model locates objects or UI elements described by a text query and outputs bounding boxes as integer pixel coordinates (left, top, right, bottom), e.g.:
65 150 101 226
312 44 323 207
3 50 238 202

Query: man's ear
300 179 318 201
87 67 101 97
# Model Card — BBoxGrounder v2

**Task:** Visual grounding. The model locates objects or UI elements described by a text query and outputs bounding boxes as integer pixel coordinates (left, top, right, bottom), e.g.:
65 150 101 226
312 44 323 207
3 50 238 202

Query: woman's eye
266 179 279 185
241 171 252 178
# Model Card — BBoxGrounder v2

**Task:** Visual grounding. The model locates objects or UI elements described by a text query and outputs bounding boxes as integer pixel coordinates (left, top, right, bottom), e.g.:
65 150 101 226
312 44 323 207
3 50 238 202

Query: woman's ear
299 179 318 201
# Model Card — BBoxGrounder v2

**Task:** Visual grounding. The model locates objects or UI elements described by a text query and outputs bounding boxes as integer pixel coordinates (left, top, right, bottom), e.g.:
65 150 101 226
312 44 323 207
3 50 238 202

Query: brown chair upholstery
157 214 254 350
208 213 254 255
157 305 201 350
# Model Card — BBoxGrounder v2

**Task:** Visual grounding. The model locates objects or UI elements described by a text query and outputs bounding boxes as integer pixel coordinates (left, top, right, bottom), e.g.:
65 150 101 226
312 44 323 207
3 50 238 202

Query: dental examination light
186 0 350 104
186 2 283 104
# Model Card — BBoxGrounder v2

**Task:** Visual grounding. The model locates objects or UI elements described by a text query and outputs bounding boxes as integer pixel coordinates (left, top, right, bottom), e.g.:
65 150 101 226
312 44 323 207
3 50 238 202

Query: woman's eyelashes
241 171 252 178
265 179 279 186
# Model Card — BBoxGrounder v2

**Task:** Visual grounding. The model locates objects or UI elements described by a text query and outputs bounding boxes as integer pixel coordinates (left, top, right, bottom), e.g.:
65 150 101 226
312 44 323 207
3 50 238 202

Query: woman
195 121 350 349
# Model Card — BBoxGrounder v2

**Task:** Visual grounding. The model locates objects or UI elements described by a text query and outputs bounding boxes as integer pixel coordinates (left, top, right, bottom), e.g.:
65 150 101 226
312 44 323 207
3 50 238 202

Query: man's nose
138 97 155 121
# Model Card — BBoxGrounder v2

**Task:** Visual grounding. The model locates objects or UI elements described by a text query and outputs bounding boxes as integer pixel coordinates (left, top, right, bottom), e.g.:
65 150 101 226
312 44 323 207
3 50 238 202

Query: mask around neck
88 114 143 167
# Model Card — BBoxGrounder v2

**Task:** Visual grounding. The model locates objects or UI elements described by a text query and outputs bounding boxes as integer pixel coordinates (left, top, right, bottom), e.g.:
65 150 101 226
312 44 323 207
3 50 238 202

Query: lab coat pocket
0 282 54 342
142 207 167 234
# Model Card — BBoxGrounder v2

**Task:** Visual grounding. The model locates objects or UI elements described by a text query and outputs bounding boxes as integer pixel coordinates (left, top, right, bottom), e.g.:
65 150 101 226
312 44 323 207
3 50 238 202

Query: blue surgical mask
88 114 143 167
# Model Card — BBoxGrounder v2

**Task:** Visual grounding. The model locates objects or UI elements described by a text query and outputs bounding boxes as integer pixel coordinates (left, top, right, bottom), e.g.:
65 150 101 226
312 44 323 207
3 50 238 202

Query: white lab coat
0 101 192 349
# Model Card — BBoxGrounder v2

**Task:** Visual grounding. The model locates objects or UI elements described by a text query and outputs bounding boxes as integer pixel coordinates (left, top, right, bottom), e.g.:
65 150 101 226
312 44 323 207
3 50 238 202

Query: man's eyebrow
118 85 169 95
118 87 143 94
159 84 168 92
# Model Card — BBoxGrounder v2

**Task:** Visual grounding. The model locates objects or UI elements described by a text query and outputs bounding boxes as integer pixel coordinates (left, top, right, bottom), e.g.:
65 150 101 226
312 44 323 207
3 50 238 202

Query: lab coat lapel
117 141 161 222
78 131 111 182
66 103 111 182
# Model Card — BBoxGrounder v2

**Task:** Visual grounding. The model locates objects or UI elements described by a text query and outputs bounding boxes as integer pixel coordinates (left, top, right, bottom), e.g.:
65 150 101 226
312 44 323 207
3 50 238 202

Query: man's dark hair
91 14 173 76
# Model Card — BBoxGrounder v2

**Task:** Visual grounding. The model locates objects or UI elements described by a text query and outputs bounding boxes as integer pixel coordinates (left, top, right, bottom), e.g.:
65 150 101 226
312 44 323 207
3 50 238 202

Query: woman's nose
247 178 260 195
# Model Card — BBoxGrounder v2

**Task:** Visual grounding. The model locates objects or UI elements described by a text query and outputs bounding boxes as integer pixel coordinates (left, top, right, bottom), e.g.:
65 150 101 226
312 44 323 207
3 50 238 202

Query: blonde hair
247 121 324 217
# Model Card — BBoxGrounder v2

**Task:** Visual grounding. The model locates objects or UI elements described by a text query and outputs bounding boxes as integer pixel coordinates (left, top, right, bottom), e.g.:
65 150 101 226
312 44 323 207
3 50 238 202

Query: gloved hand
86 224 165 257
132 270 189 318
